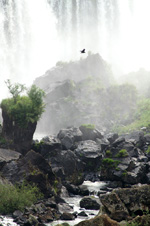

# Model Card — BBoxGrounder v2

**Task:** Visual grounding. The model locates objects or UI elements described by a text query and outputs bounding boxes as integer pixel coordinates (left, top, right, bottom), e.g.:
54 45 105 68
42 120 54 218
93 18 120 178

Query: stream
0 181 108 226
48 180 108 226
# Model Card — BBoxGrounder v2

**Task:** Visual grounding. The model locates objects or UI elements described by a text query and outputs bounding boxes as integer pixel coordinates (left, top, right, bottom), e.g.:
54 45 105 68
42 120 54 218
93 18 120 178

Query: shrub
81 124 95 130
0 182 43 214
145 146 150 154
102 158 120 169
105 150 112 157
115 149 128 157
1 82 45 128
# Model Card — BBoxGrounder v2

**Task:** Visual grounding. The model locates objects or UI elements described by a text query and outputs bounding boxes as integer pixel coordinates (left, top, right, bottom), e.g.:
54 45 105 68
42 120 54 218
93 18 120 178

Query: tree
1 82 45 127
0 81 45 154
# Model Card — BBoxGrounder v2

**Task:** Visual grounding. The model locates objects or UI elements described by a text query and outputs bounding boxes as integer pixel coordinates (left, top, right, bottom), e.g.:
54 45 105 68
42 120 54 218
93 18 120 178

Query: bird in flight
80 49 86 53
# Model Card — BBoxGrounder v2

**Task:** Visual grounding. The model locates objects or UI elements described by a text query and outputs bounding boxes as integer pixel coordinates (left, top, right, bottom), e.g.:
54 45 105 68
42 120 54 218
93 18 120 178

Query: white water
50 0 150 74
1 0 150 99
49 181 107 226
0 0 58 99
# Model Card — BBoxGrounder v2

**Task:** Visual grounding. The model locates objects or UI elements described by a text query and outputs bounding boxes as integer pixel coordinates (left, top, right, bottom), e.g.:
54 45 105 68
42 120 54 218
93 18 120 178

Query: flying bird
80 49 86 53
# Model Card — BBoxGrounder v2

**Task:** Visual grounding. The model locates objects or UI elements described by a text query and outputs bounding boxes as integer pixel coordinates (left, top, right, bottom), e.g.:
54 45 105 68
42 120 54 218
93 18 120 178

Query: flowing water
48 181 108 226
0 0 150 100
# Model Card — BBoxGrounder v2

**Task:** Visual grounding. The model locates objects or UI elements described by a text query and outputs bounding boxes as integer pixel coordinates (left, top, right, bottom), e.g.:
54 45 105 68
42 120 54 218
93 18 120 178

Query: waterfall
0 0 58 99
1 0 150 99
50 0 150 73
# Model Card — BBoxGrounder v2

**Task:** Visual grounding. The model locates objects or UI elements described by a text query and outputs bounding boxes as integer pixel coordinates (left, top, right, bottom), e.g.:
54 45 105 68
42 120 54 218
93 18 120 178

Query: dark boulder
75 214 119 226
1 150 58 197
75 140 103 171
60 212 75 220
2 109 36 155
57 127 82 150
79 125 103 141
100 184 150 222
49 149 84 185
0 148 21 170
80 197 100 210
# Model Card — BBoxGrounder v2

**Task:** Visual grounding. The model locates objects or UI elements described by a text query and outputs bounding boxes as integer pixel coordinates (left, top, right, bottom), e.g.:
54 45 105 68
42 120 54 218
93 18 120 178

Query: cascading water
1 0 150 99
49 0 150 74
0 0 58 99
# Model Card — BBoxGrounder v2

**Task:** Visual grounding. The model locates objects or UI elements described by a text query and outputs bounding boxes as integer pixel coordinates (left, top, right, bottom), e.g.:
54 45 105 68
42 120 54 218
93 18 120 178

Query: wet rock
58 203 73 214
0 148 21 170
96 137 110 151
75 214 119 226
75 140 102 171
2 108 37 155
60 212 75 220
100 192 129 221
1 150 58 197
58 127 82 150
33 135 61 158
144 134 150 144
79 125 103 141
13 210 23 219
49 149 84 184
78 184 90 196
78 211 88 217
100 184 150 222
80 197 100 210
105 133 118 144
112 137 125 147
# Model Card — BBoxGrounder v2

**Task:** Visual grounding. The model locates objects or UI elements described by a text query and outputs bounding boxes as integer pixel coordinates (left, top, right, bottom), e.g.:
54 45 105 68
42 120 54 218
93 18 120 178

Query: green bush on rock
0 182 43 214
102 158 120 169
1 80 45 128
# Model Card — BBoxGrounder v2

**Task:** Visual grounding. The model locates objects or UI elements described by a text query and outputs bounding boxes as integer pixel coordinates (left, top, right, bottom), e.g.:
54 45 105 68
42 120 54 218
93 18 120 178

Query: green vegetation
0 182 43 214
105 150 112 157
115 149 128 158
102 158 120 169
1 80 45 128
145 146 150 154
81 123 95 130
113 98 150 134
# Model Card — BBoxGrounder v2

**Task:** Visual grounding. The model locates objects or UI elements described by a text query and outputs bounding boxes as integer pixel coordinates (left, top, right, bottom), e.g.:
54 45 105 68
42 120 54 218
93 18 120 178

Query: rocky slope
0 124 150 225
34 54 137 135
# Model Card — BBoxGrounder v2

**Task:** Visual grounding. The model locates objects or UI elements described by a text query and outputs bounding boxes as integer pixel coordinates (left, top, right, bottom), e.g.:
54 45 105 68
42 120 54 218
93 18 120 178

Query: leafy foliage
1 82 45 127
115 149 128 157
5 79 26 101
102 158 120 169
0 182 43 214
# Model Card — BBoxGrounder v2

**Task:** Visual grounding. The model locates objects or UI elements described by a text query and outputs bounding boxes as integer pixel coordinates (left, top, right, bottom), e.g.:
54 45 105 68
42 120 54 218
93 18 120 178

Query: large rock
75 140 103 171
0 148 21 170
49 149 84 185
80 197 100 210
1 150 58 197
79 125 103 141
2 109 36 155
100 184 150 221
75 214 119 226
57 127 82 150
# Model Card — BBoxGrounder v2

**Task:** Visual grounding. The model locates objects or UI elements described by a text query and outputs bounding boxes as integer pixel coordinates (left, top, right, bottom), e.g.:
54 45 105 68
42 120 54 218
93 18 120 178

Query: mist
0 0 150 134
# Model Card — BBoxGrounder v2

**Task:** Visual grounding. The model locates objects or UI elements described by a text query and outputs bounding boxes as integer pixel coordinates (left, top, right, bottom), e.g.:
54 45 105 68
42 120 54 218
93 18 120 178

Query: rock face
1 150 59 197
2 109 37 155
75 214 119 226
34 54 117 134
100 185 150 221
